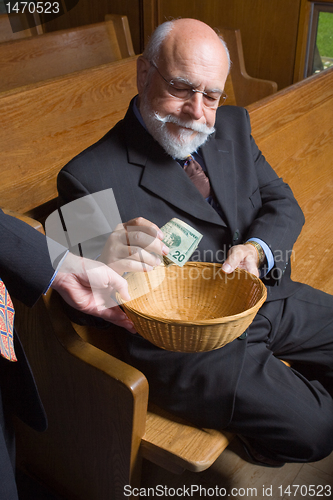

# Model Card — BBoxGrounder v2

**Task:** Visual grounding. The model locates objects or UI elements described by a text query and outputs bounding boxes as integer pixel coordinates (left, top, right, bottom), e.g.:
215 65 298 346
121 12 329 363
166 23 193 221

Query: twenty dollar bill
161 218 203 267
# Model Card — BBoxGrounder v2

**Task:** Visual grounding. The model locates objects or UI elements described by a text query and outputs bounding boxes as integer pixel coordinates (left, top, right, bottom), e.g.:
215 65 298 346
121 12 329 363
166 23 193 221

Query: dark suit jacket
57 101 306 428
0 209 54 431
0 209 54 498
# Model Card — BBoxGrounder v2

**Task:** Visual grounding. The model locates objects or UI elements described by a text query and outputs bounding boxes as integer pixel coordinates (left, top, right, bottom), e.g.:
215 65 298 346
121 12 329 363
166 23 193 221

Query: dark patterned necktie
184 155 211 198
0 278 17 361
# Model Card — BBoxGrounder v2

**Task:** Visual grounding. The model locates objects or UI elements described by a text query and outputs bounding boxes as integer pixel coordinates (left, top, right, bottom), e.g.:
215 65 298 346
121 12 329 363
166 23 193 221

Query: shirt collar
133 96 147 130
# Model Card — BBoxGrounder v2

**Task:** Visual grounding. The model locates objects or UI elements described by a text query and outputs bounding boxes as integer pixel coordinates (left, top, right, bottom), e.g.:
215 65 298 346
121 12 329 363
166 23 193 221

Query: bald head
143 18 230 72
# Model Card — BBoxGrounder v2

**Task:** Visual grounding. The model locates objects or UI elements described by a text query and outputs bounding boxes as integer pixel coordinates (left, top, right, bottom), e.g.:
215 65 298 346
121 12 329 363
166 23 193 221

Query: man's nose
182 92 205 121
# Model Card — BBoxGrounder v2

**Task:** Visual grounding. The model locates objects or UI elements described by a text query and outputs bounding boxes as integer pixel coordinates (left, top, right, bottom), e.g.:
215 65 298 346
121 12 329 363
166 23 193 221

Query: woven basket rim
121 264 267 326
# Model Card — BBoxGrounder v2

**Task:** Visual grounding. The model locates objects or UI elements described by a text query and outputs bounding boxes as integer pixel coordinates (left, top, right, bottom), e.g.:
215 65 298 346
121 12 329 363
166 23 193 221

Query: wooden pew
4 65 333 499
219 27 278 107
0 56 139 220
0 16 134 93
247 67 333 294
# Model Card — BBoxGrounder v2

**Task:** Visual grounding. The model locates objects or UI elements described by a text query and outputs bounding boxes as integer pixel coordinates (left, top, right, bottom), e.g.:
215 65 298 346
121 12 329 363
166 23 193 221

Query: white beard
139 93 215 160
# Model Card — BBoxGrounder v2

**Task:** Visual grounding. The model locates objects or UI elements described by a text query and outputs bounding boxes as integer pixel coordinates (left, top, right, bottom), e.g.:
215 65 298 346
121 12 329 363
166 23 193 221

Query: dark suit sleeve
57 168 92 209
0 209 54 307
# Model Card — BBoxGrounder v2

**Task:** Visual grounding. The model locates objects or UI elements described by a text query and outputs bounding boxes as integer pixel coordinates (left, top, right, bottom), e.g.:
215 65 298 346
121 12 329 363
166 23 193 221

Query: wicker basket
120 262 267 352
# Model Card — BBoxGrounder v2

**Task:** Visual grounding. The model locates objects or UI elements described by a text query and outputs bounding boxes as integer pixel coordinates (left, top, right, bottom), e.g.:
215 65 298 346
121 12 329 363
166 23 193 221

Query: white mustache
154 113 215 135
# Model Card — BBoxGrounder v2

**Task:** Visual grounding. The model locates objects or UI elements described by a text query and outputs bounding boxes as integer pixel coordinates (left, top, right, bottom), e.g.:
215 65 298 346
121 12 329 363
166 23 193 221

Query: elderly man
57 18 333 467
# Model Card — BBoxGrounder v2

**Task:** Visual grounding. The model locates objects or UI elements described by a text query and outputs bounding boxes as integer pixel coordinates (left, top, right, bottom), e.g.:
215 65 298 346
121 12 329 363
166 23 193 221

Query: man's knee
292 410 333 462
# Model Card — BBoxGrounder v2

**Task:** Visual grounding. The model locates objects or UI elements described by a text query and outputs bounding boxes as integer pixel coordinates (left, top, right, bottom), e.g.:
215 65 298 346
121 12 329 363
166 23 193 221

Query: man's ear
137 56 151 94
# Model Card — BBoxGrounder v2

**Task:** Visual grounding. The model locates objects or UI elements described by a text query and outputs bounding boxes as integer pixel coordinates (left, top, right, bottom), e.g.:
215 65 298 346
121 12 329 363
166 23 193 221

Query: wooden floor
141 438 333 500
16 439 333 499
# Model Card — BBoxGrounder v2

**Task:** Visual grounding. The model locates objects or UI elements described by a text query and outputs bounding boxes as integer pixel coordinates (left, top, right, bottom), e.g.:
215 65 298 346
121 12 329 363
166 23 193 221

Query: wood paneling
154 0 302 90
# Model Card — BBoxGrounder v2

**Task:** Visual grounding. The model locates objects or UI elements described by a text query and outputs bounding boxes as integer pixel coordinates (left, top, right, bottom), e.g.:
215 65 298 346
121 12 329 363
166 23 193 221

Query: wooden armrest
14 288 149 498
141 403 233 474
74 321 234 474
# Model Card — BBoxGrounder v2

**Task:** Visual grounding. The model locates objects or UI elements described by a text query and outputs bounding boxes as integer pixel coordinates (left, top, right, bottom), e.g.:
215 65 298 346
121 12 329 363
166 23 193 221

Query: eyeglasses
150 62 227 108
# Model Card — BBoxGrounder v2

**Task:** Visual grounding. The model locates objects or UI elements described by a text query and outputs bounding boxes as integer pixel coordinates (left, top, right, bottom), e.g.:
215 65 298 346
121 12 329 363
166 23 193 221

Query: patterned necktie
0 278 17 362
183 155 211 198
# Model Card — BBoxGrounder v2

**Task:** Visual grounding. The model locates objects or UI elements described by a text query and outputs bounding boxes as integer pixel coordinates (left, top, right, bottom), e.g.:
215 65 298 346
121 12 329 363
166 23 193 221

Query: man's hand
51 253 136 332
222 244 260 277
98 217 169 275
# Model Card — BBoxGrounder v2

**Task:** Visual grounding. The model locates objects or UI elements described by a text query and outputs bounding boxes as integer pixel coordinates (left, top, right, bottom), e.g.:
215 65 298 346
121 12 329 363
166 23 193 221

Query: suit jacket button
233 230 240 242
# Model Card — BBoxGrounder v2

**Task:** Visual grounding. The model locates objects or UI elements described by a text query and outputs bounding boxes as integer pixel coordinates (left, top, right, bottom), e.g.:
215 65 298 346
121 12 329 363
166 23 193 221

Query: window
305 2 333 77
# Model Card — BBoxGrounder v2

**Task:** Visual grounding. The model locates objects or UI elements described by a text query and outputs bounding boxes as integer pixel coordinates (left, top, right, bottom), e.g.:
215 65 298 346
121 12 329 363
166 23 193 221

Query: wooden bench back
0 17 133 92
248 67 333 293
0 56 138 217
220 27 278 107
104 14 135 58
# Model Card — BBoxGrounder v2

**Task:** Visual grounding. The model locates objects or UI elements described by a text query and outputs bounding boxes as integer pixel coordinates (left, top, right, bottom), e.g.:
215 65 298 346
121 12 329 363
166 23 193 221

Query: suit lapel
201 137 238 234
140 155 225 226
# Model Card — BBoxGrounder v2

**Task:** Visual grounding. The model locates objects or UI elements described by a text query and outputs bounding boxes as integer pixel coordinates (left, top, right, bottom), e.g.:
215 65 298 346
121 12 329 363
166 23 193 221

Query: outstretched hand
51 253 136 332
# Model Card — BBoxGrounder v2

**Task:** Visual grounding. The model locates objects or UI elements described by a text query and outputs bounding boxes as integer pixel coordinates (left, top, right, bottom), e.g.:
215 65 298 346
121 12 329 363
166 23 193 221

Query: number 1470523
278 484 331 496
6 2 60 14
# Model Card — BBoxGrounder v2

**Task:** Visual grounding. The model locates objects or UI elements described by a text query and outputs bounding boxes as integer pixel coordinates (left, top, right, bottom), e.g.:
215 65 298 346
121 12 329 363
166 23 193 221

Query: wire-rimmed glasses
150 62 227 108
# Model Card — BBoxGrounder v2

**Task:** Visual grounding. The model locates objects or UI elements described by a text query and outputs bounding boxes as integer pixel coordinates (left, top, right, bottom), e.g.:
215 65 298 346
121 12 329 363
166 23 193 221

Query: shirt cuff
247 238 274 275
43 250 69 294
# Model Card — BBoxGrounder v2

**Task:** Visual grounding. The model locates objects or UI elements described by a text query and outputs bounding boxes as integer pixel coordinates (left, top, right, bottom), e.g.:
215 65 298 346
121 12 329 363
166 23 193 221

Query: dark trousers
0 388 19 500
227 283 333 462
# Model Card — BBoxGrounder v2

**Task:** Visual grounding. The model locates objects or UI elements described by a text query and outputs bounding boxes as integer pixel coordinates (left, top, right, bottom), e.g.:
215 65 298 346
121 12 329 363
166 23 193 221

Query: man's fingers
93 305 137 333
122 228 168 254
85 261 131 300
123 217 164 240
222 244 260 276
222 246 242 273
109 273 131 302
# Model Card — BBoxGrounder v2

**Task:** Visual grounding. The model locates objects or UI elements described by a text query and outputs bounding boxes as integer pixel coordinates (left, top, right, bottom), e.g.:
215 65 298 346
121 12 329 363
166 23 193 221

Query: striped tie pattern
183 155 211 198
0 278 17 362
